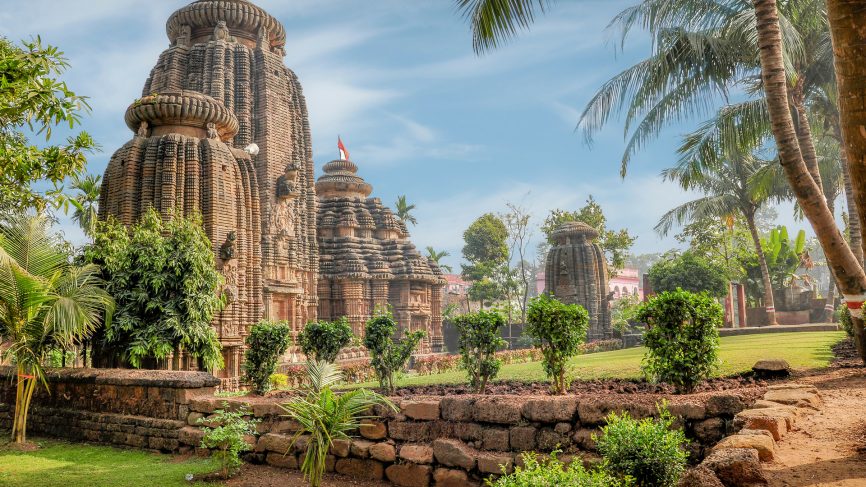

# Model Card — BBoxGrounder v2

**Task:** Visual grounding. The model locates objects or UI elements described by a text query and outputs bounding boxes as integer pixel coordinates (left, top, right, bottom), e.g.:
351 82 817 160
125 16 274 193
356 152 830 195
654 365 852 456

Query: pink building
444 274 471 295
536 268 642 300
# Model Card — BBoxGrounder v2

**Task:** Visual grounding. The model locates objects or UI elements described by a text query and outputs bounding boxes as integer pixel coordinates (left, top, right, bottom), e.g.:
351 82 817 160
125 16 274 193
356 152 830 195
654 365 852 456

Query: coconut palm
69 174 101 236
425 246 453 273
657 151 785 324
394 195 417 226
281 361 396 487
0 213 114 443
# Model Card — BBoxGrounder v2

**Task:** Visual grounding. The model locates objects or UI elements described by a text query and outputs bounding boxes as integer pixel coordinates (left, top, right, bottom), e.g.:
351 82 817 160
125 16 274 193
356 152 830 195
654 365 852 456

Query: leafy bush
647 251 728 298
836 304 854 337
82 209 224 370
636 289 722 392
596 407 688 487
243 321 292 395
298 317 353 362
525 294 589 394
453 310 507 393
486 451 629 487
363 307 425 394
198 402 260 479
269 373 288 390
282 361 395 487
611 294 642 334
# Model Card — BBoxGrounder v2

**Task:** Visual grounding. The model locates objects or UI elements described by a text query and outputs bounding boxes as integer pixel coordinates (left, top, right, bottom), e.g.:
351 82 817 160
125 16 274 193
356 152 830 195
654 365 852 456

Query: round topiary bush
243 321 292 395
298 317 354 363
525 293 589 394
636 289 722 392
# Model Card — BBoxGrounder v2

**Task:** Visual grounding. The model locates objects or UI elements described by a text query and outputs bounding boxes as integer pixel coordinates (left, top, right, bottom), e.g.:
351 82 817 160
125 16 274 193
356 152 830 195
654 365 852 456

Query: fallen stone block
714 433 776 461
703 448 768 487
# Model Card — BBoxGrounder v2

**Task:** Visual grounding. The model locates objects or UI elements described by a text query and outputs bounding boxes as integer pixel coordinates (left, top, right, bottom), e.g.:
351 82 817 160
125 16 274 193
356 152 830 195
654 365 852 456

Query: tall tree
752 0 866 358
461 213 509 308
502 201 532 322
69 174 101 237
657 152 784 324
0 213 113 443
425 246 453 273
394 195 417 226
0 37 97 212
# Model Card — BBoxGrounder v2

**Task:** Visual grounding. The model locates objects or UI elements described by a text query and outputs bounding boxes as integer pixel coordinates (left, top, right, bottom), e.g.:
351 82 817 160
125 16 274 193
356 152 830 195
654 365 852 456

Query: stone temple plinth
544 222 612 341
316 158 446 354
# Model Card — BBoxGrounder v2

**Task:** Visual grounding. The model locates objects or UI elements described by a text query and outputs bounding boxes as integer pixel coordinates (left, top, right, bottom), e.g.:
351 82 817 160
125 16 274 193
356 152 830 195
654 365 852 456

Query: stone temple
544 222 612 341
98 0 444 386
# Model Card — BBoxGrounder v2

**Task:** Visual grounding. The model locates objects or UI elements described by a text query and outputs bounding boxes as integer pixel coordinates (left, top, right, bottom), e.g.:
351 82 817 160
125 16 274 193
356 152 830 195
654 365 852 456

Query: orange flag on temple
338 136 350 161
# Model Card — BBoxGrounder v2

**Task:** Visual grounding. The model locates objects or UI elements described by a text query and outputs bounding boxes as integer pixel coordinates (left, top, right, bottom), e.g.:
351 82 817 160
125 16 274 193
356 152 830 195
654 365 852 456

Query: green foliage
68 174 101 237
486 451 629 487
740 226 809 306
0 213 114 443
425 246 453 273
453 310 507 393
197 402 259 479
611 294 641 334
363 307 425 394
394 195 417 226
541 196 635 273
525 294 589 394
269 373 289 389
281 361 396 487
0 37 97 212
243 321 292 395
298 317 353 363
836 304 854 337
647 251 729 298
637 290 722 392
81 208 224 370
596 406 688 487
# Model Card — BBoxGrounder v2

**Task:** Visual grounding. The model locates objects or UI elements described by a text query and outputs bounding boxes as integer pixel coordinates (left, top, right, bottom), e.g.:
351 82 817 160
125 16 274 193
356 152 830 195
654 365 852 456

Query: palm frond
456 0 551 54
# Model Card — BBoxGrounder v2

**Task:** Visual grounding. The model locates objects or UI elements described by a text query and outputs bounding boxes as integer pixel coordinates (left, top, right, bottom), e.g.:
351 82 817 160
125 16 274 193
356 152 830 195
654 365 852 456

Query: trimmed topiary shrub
487 451 629 487
636 289 721 392
364 307 425 394
525 293 589 394
298 317 354 363
596 406 687 487
452 310 507 393
243 321 292 395
836 303 854 337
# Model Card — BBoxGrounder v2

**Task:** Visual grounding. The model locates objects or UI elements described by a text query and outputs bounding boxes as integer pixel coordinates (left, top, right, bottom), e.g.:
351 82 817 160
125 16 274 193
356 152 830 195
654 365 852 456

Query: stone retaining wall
0 366 219 451
0 367 760 486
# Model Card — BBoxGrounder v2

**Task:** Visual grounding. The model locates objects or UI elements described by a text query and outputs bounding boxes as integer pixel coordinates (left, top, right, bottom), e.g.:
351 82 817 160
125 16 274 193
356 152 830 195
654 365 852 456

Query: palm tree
394 195 417 226
281 361 395 487
657 151 784 324
0 213 114 443
69 174 101 236
752 0 866 358
425 246 453 272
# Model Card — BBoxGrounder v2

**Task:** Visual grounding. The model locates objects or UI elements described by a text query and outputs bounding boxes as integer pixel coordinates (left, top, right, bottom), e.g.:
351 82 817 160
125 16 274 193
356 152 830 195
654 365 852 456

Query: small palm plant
0 213 114 444
281 361 396 487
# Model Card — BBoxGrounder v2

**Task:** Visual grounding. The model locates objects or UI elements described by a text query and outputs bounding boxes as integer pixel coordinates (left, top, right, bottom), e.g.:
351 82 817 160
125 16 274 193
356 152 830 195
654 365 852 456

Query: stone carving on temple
544 221 613 341
98 0 444 386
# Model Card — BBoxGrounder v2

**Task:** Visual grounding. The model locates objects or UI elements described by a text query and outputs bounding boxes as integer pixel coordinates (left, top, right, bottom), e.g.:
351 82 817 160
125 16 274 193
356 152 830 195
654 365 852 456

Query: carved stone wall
544 222 612 341
316 158 446 354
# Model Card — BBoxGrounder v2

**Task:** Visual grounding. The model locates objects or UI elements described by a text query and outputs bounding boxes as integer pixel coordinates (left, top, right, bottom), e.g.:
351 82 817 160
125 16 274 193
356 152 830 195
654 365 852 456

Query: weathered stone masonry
0 367 756 486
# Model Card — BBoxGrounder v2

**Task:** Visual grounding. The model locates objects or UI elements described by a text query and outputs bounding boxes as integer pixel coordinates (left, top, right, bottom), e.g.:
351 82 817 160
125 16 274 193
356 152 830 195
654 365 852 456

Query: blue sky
1 0 807 271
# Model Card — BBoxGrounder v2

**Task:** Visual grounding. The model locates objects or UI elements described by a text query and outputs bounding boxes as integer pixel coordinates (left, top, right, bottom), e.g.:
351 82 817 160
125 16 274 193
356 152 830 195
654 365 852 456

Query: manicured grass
0 438 221 487
357 331 844 388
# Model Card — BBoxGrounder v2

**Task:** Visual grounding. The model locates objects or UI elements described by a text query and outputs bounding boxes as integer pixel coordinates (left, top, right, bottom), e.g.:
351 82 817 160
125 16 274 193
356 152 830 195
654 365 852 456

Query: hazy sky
1 0 809 270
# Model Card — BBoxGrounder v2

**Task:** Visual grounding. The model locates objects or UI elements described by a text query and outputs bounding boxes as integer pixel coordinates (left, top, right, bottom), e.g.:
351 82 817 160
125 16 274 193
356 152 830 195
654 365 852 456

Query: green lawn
0 439 220 487
361 331 844 388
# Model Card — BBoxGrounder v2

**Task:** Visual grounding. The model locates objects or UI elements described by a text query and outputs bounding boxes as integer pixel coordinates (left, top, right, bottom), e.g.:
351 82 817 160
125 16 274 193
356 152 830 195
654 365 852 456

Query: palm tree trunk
755 0 866 361
841 146 864 265
12 366 36 444
791 84 823 190
825 199 838 322
746 212 778 325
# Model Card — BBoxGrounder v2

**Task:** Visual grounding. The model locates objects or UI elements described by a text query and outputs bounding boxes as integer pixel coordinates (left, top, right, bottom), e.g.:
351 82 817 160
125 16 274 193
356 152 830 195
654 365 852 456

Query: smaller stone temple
316 157 446 354
544 221 612 340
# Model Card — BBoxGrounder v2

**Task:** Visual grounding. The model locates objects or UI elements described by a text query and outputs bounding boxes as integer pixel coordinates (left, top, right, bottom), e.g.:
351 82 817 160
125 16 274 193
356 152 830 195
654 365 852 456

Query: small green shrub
363 307 425 394
198 402 260 479
244 321 292 395
453 310 507 393
298 317 354 363
486 451 629 487
836 304 854 337
596 406 687 487
269 373 289 389
637 289 721 392
525 294 589 394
